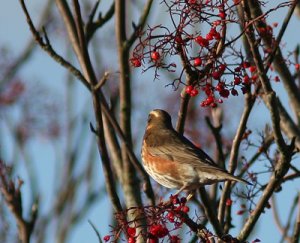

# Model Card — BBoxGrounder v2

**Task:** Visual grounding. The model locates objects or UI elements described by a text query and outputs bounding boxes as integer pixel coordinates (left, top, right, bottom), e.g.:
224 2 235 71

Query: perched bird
141 109 250 197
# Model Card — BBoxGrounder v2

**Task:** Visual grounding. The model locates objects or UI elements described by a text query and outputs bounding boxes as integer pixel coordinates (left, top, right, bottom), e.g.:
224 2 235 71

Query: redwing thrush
141 109 250 196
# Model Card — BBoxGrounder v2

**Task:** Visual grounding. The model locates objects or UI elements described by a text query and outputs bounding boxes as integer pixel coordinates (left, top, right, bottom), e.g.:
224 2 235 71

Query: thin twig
292 193 300 243
199 187 223 237
278 194 299 243
248 0 300 122
218 93 255 226
85 2 115 43
126 0 154 49
237 1 295 239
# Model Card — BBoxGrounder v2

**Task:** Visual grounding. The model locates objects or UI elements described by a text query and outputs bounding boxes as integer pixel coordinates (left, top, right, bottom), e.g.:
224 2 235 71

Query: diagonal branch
85 2 115 43
126 0 154 49
248 0 300 122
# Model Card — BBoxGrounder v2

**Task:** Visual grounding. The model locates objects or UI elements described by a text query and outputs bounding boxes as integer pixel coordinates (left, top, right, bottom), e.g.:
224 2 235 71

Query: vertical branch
237 1 295 240
115 0 143 209
54 0 123 212
218 93 255 226
278 194 299 243
292 193 300 243
248 0 300 122
198 187 223 237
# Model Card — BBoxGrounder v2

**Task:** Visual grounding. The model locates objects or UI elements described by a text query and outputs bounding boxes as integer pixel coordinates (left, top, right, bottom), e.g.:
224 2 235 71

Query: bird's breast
141 142 198 189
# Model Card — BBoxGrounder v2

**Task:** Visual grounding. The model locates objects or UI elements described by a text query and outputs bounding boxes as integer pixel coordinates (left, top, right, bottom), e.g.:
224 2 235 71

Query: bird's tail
222 171 252 186
203 167 252 185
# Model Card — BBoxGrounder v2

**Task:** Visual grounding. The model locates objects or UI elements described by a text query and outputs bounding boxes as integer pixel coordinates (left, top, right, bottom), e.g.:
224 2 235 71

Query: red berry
206 95 214 104
167 212 175 222
170 235 181 243
103 235 111 242
190 89 199 97
130 57 141 67
274 76 280 82
188 0 197 4
209 28 217 35
231 89 238 96
200 100 208 107
185 85 194 94
219 89 230 98
127 227 136 237
149 225 168 238
295 63 300 71
234 66 241 72
182 206 190 213
249 66 256 72
242 61 250 68
203 84 213 95
194 57 202 66
170 194 180 205
211 102 217 108
218 11 226 19
195 36 209 47
148 238 159 243
241 86 249 94
212 71 221 80
209 28 221 39
237 210 245 215
234 77 241 85
175 36 184 44
219 64 227 72
226 198 233 206
213 32 221 40
243 75 250 84
206 33 214 40
151 51 160 61
215 82 224 91
213 20 221 26
180 197 187 204
251 75 258 82
128 237 136 243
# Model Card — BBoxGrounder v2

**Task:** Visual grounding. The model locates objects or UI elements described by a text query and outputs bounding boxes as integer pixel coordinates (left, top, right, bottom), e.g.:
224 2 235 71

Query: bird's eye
147 114 152 123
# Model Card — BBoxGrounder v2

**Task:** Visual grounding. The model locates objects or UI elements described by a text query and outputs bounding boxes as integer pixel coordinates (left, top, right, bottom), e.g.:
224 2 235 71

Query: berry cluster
130 0 290 108
103 195 196 243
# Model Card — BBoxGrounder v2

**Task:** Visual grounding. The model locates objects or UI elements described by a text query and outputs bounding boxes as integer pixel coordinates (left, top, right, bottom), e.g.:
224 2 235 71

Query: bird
141 109 251 198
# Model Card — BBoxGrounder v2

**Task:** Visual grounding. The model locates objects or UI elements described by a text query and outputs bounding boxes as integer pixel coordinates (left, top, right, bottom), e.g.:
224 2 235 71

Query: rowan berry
194 57 202 66
103 235 111 242
130 57 141 67
249 66 256 72
231 89 238 96
190 89 199 97
195 36 209 47
151 51 160 61
127 227 136 237
226 198 233 206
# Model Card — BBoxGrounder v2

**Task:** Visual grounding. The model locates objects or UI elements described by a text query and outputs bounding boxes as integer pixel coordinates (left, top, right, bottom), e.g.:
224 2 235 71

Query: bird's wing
146 129 225 171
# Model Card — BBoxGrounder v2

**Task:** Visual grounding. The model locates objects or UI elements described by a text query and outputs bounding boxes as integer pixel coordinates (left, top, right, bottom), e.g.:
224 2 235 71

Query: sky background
1 1 299 242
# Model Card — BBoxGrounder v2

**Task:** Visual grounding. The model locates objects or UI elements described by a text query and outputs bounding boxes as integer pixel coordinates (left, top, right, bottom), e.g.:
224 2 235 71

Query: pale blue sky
1 1 299 243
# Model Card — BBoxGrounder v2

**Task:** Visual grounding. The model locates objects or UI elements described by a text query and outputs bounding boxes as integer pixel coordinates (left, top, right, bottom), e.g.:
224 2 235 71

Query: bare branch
0 160 38 243
292 193 300 243
218 93 255 226
85 2 115 43
126 0 154 49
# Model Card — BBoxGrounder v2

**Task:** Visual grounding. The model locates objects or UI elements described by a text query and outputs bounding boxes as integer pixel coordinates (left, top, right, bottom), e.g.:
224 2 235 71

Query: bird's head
147 109 173 129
